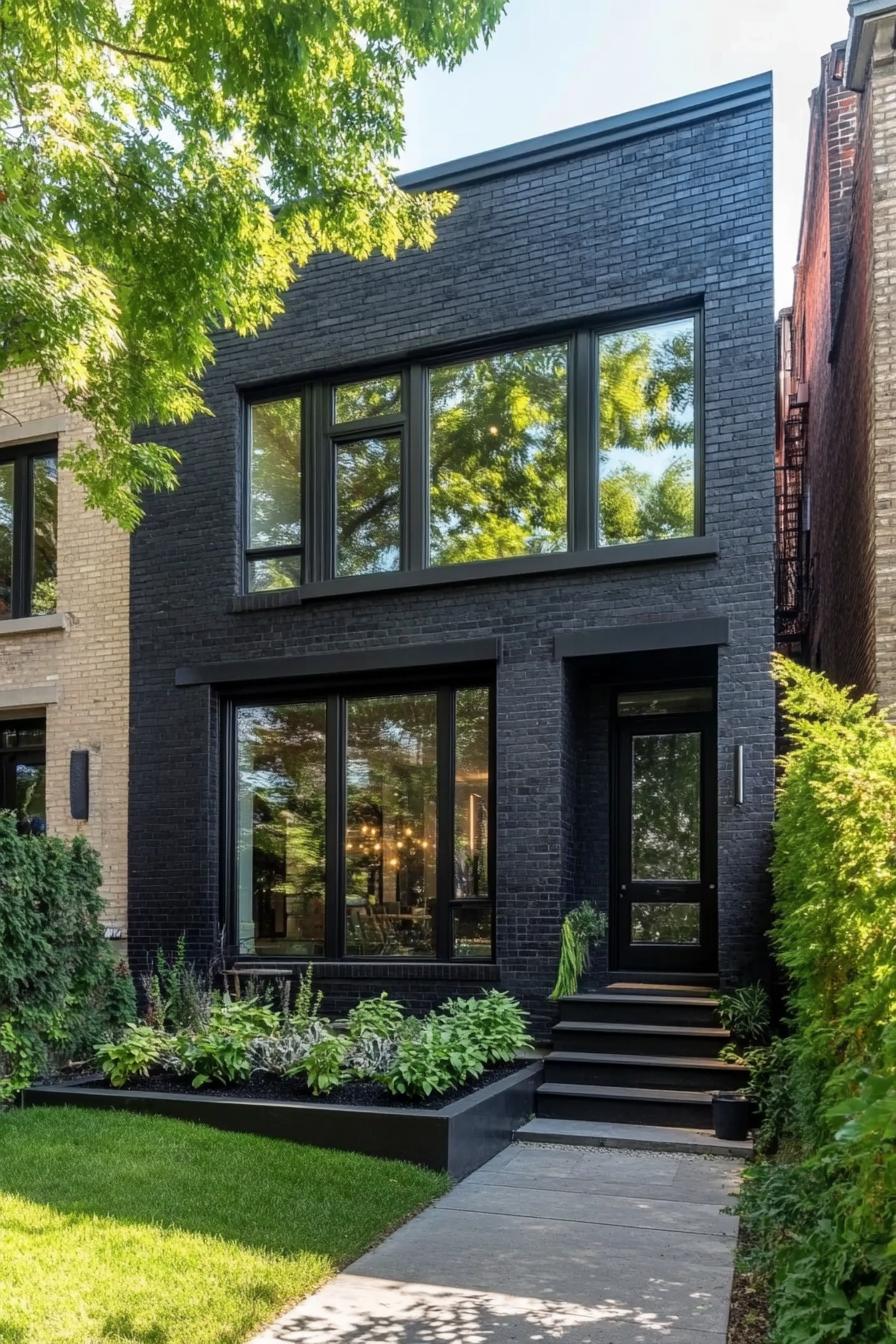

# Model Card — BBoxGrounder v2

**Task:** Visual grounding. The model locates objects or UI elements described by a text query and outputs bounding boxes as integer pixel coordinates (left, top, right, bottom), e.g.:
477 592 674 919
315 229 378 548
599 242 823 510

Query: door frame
608 685 718 975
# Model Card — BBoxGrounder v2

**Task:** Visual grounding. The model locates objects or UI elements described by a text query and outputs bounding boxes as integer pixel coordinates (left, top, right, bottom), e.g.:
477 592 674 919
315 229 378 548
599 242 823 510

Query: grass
0 1106 448 1344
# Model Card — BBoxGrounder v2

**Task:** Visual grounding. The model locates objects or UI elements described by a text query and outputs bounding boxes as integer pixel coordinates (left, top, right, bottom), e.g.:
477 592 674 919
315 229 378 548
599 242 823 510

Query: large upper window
597 317 696 546
0 442 58 620
233 683 493 961
429 344 568 564
243 311 700 593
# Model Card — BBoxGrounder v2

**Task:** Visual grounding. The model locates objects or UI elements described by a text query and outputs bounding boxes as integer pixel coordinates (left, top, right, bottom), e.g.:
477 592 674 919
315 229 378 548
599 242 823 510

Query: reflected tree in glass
631 902 700 945
31 455 57 615
334 375 401 423
248 397 302 592
430 344 568 564
598 318 696 545
345 693 437 957
236 702 327 955
631 732 701 882
336 435 401 576
0 462 12 618
452 687 492 958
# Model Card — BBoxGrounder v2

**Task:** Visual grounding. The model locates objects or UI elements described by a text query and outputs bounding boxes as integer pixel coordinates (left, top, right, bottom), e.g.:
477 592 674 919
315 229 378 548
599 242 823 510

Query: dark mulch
727 1222 771 1343
77 1062 521 1110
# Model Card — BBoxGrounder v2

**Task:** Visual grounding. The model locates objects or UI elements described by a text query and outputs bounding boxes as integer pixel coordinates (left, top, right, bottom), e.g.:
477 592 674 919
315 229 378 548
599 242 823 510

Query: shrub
739 657 896 1343
97 1025 166 1088
294 1035 349 1096
715 982 770 1046
346 992 404 1041
0 816 136 1098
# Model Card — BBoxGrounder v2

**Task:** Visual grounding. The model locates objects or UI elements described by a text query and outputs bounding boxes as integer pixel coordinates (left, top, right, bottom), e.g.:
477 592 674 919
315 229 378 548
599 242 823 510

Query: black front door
612 689 716 974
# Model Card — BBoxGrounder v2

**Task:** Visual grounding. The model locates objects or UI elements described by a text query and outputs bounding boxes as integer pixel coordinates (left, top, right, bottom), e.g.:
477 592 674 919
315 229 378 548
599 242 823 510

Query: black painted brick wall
129 94 775 1039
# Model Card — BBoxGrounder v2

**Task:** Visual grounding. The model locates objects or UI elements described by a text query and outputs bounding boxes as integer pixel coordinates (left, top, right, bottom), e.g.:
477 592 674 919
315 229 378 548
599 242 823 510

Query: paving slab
248 1143 743 1344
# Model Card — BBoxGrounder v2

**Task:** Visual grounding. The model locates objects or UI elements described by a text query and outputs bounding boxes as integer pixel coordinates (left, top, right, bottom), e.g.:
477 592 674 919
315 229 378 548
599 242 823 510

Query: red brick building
777 2 896 705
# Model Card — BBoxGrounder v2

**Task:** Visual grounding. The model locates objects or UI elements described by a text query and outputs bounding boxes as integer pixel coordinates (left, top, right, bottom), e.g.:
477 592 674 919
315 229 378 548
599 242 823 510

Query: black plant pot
712 1092 751 1142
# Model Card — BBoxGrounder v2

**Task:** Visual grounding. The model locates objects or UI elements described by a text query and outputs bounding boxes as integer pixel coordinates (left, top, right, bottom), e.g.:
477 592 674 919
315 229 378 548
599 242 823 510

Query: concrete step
558 992 720 1028
610 971 720 989
544 1050 748 1092
537 1081 713 1129
515 1116 753 1157
552 1020 731 1059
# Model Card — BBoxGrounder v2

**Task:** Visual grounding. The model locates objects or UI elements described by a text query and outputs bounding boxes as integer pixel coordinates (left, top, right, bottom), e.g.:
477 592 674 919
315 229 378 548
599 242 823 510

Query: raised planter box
22 1062 542 1179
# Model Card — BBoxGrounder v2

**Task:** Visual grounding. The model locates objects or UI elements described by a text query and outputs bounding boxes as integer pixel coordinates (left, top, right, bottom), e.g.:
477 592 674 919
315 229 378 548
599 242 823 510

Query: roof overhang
846 0 896 90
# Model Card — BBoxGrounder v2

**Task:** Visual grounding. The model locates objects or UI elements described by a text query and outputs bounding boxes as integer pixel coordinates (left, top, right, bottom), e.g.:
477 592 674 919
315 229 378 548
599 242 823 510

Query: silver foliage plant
345 1033 400 1080
247 1022 330 1077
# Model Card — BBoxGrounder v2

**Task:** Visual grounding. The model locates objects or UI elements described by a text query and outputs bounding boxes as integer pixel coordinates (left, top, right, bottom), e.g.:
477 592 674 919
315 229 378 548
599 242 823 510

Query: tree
0 1 506 528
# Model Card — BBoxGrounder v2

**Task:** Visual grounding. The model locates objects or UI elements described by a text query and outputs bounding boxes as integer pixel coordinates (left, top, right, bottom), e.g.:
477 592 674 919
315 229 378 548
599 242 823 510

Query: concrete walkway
251 1143 744 1344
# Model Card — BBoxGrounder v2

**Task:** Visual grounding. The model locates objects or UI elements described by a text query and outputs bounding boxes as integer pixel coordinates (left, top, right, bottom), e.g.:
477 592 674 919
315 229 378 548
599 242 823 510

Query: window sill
227 958 500 982
0 613 66 637
230 535 719 612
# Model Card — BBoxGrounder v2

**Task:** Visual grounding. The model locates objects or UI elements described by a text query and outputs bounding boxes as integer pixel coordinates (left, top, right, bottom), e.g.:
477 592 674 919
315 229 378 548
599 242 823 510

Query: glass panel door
614 693 716 973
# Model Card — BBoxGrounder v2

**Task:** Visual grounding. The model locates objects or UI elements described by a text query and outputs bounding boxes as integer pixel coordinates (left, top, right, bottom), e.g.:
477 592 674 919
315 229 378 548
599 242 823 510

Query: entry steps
534 979 748 1132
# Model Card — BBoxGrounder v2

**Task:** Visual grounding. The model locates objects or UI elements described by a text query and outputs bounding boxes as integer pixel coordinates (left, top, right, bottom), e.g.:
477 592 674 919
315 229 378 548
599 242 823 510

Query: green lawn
0 1107 447 1344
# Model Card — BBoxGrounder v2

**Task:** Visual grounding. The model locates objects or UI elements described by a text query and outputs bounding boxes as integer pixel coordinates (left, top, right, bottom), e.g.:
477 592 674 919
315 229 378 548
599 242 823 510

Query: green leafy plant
96 1025 166 1088
293 1036 349 1097
737 657 896 1343
715 982 770 1045
346 993 405 1041
291 967 325 1031
439 991 532 1063
143 936 210 1032
549 903 608 999
176 1030 252 1090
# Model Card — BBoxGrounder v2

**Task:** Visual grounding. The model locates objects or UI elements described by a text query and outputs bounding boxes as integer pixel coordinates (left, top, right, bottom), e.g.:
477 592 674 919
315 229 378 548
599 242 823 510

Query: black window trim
240 303 705 597
0 438 58 621
221 674 496 965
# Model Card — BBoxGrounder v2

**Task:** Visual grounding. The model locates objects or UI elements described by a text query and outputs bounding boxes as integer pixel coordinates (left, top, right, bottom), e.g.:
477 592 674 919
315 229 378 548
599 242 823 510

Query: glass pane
248 398 302 551
598 317 696 546
336 436 401 577
236 703 327 956
618 687 713 717
631 732 701 881
248 554 302 593
430 343 568 565
15 760 46 832
345 692 437 957
452 904 492 960
0 461 13 618
454 687 490 901
31 455 57 615
334 375 401 423
631 902 700 945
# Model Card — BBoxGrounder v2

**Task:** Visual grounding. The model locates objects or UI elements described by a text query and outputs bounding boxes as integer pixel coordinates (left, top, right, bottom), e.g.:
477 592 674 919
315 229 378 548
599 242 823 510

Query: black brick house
129 75 775 1038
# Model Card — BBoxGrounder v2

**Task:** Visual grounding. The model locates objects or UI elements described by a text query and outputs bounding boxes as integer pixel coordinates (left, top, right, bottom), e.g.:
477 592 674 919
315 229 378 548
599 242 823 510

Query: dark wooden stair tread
558 993 717 1010
547 1050 744 1071
556 1020 729 1038
538 1082 713 1105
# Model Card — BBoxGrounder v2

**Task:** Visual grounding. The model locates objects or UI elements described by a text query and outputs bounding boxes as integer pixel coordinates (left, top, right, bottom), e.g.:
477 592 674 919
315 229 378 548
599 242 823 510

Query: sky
398 0 849 313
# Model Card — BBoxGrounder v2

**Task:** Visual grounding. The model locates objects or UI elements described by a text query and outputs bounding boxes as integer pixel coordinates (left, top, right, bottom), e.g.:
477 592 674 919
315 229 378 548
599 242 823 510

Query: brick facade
780 16 896 706
129 81 776 1034
0 370 130 940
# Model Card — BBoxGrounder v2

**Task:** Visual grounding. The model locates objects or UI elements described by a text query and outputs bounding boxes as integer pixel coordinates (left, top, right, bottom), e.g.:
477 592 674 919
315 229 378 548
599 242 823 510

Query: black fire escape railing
775 403 811 659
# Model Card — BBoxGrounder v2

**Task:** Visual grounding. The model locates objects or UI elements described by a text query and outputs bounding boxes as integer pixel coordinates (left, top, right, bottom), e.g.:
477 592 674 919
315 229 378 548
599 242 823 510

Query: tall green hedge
741 657 896 1341
0 814 135 1098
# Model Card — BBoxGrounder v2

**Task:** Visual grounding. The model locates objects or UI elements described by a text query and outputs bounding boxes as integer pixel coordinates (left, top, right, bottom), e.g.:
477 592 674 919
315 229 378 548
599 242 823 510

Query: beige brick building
0 369 129 944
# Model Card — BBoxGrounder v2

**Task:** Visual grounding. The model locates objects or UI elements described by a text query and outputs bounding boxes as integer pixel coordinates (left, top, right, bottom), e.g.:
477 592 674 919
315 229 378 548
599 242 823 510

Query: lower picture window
233 683 493 961
0 718 47 834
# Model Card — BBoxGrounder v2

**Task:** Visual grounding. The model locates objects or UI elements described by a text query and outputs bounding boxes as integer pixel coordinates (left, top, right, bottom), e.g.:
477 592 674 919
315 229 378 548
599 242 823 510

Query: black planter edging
22 1062 542 1179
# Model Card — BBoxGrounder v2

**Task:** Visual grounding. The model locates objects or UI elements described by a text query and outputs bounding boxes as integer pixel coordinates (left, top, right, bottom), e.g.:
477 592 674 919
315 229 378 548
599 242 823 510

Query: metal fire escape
774 313 812 660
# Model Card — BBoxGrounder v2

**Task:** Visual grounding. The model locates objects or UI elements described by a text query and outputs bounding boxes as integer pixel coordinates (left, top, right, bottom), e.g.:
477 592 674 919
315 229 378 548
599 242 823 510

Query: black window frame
240 305 705 595
0 439 58 621
222 674 496 964
0 716 47 821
